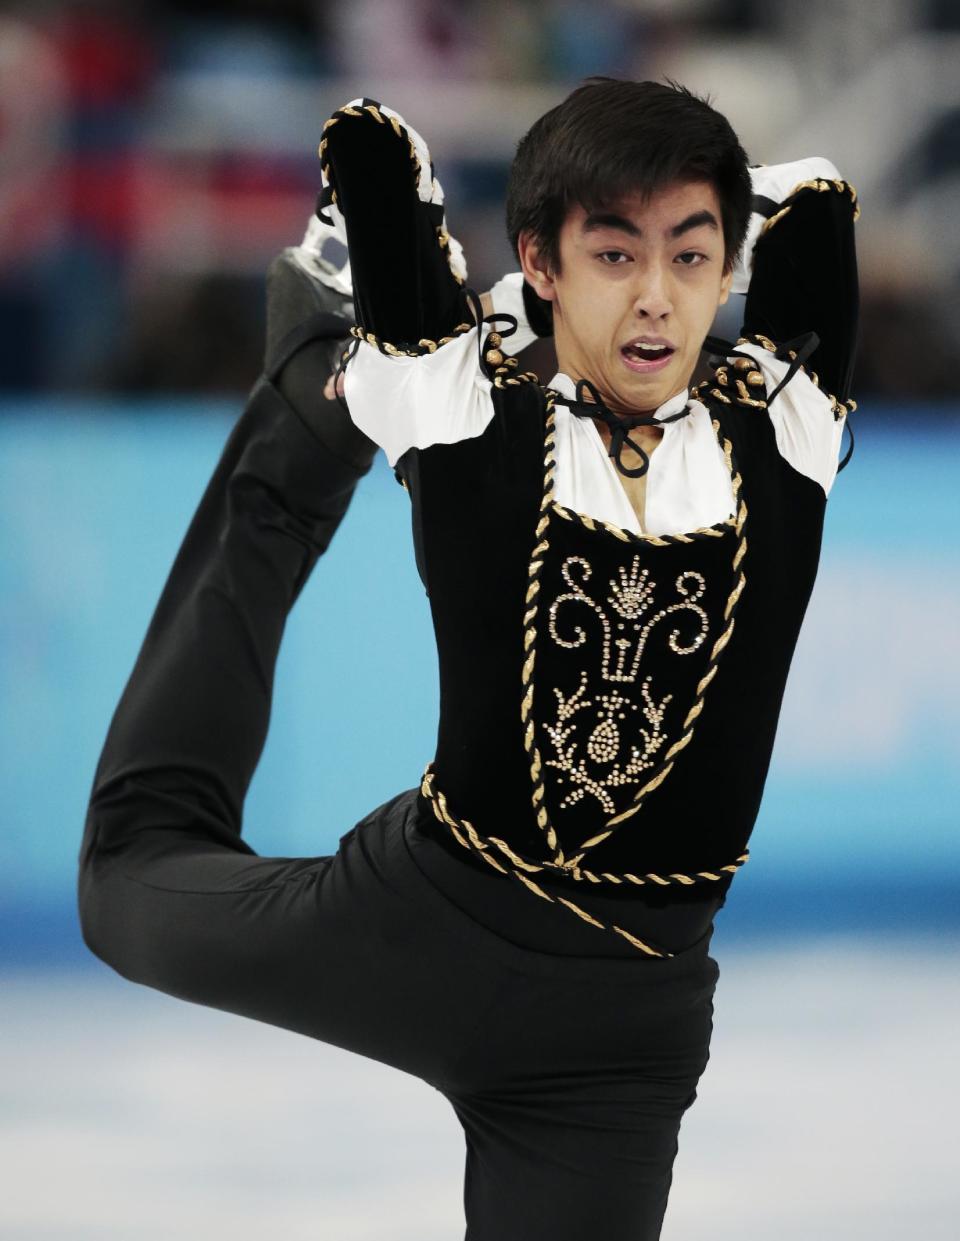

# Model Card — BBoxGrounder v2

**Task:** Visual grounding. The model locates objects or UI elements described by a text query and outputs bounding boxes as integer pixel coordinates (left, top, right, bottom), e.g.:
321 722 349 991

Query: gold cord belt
419 765 749 959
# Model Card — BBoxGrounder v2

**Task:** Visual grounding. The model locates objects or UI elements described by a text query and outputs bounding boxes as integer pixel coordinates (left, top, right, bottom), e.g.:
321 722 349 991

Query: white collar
547 371 691 424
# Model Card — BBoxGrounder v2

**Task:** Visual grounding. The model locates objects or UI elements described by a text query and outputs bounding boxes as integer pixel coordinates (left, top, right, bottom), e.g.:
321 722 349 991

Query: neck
559 370 688 422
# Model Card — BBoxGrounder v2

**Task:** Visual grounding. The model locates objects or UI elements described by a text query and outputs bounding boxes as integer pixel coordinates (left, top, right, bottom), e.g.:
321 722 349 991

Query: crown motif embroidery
548 555 708 683
541 553 711 816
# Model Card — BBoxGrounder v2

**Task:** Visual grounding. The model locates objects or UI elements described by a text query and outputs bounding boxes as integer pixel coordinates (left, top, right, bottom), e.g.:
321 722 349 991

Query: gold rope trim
346 306 540 383
735 332 857 419
412 385 754 959
480 328 540 390
551 503 730 545
711 363 768 410
418 766 750 958
518 393 561 854
348 321 475 359
546 384 740 541
493 367 541 389
522 393 749 848
758 177 860 240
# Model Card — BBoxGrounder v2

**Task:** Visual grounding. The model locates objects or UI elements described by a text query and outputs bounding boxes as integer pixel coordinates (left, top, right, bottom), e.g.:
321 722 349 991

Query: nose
631 263 673 321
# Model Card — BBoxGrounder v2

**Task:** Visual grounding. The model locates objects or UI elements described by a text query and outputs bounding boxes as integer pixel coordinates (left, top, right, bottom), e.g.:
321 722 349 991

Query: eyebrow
582 208 720 240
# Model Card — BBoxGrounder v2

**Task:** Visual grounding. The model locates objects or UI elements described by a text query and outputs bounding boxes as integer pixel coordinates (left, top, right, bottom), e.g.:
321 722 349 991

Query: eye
597 250 631 265
676 251 707 267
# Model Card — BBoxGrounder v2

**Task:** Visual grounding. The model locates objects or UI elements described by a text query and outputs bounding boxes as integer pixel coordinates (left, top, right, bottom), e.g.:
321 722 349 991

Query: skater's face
518 179 733 417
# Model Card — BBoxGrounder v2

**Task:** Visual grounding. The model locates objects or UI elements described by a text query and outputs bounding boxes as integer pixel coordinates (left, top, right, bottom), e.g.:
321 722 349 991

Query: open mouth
620 342 676 372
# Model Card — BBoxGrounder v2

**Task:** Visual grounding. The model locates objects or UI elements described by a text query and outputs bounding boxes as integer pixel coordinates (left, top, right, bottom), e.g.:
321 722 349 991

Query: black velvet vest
399 369 826 889
318 93 857 927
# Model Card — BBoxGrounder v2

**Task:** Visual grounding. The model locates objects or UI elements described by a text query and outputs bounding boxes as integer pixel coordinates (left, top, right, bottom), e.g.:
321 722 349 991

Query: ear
717 265 734 307
518 231 557 303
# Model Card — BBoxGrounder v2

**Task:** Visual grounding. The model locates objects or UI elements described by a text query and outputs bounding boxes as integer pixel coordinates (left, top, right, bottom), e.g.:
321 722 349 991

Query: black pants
78 376 720 1241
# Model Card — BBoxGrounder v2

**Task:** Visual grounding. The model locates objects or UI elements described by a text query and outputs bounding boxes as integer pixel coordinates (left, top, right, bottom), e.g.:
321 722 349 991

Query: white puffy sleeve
343 331 497 469
726 340 846 495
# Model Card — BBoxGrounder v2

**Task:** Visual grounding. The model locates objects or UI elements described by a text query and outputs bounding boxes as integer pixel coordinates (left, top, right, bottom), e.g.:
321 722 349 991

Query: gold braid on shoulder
731 333 857 420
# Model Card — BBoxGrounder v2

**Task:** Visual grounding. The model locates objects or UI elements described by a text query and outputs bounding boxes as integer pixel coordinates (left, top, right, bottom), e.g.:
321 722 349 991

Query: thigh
447 1069 702 1241
79 790 505 1087
440 960 718 1241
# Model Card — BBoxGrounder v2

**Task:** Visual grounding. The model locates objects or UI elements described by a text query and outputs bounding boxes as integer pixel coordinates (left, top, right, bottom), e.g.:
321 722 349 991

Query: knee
77 826 159 988
77 851 130 978
77 789 195 983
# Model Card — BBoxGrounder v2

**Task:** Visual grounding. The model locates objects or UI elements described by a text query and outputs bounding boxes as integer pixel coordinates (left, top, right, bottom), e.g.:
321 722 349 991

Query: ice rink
3 934 957 1240
3 412 957 1238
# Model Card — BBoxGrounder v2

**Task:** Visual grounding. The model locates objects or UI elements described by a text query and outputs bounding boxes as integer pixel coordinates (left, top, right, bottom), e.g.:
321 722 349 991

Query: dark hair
506 76 752 279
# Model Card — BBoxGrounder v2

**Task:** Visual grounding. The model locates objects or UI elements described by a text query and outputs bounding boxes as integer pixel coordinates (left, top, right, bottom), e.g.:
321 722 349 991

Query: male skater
80 78 858 1239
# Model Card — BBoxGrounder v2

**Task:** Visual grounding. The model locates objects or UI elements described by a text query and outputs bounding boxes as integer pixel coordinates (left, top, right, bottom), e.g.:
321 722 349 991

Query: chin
622 371 668 395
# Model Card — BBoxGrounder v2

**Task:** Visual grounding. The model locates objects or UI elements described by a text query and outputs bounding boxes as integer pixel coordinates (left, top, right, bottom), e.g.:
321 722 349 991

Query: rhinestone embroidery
419 391 753 958
542 554 711 816
548 556 708 684
544 669 674 814
522 398 749 854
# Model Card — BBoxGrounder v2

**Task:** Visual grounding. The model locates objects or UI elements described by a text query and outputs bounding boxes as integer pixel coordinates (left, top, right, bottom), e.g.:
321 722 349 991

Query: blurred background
1 1 958 1238
1 0 959 394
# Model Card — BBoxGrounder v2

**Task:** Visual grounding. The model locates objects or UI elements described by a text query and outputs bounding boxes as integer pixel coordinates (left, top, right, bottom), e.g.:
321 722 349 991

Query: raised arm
319 98 468 348
735 159 860 405
318 100 522 470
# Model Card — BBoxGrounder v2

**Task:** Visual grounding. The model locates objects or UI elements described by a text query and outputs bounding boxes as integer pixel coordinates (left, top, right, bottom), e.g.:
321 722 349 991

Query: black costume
78 97 858 1240
326 99 858 956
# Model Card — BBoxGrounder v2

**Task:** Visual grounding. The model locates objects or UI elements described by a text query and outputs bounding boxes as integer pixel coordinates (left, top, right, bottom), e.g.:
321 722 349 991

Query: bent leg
77 254 378 1027
437 954 718 1241
81 789 506 1086
75 240 508 1088
447 1073 702 1241
79 828 337 1036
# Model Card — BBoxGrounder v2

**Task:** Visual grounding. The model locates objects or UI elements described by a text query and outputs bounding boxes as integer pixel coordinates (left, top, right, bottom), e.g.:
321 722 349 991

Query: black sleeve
320 98 467 348
741 179 860 403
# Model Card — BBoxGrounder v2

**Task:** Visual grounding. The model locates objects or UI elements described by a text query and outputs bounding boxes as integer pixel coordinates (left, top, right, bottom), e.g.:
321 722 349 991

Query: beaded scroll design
419 390 751 959
542 559 710 818
522 401 748 858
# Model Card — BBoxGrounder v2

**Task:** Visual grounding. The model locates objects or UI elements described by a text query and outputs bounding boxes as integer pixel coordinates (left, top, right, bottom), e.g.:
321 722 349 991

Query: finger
323 371 345 400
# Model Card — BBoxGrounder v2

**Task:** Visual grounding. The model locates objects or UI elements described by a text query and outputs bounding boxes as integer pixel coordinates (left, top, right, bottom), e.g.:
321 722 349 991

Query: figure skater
79 77 858 1240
